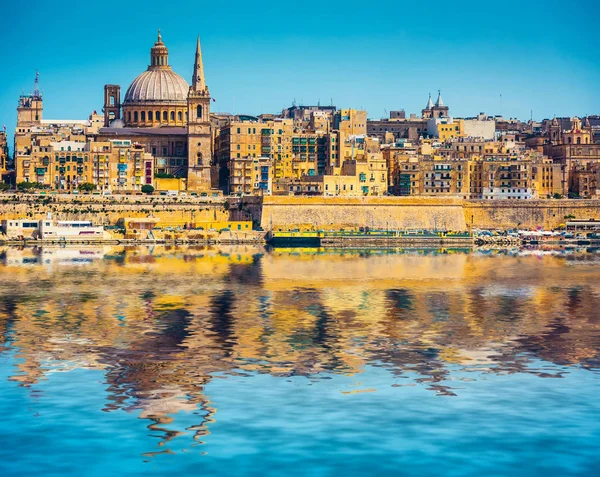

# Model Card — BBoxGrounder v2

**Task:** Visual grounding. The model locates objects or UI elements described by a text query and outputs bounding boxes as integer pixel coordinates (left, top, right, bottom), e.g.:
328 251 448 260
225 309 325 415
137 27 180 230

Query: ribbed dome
123 69 189 104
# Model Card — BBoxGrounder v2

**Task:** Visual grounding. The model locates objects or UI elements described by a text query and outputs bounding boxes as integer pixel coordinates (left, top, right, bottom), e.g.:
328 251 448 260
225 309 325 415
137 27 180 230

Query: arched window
163 111 167 121
576 137 581 144
585 138 589 144
110 95 115 106
141 111 146 121
156 110 160 121
134 111 138 122
178 111 182 121
567 137 572 144
68 146 71 151
185 112 188 121
197 152 203 166
170 111 175 121
148 111 153 121
197 105 203 119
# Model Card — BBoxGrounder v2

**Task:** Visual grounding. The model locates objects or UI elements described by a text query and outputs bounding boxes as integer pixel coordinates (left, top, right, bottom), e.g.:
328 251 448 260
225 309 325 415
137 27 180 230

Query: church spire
435 89 444 107
425 92 433 109
192 35 207 93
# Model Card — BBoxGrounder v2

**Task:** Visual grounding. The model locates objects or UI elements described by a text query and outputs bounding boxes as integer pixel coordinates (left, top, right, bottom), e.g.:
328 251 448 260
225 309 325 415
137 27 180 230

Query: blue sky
2 0 598 149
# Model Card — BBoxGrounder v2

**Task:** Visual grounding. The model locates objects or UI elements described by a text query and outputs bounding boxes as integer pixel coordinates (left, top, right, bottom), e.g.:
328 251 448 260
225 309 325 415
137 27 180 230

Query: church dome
121 30 190 128
123 69 188 104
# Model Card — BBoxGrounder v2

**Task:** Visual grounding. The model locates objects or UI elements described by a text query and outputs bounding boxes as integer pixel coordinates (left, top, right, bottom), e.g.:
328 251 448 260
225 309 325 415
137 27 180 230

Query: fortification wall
1 194 598 232
260 196 600 231
464 200 600 229
261 197 468 231
0 194 228 225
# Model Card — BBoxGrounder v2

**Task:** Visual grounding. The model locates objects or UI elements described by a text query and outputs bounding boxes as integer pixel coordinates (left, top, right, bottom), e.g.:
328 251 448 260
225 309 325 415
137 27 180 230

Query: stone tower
421 93 435 119
548 117 562 145
103 85 121 126
17 71 43 127
187 36 212 191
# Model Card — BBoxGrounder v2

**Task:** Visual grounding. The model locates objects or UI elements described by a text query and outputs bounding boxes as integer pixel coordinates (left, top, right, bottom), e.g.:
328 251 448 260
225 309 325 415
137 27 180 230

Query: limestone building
14 31 215 192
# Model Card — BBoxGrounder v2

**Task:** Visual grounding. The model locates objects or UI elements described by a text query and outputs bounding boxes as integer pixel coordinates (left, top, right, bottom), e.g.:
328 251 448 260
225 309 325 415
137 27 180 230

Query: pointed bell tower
187 36 212 191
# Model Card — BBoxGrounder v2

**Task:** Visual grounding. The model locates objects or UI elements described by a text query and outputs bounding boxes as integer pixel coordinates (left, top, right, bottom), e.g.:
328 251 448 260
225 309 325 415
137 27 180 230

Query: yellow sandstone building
14 32 214 193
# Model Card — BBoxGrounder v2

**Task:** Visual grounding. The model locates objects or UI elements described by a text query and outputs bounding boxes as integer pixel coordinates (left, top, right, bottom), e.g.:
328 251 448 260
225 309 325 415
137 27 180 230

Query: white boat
38 219 107 240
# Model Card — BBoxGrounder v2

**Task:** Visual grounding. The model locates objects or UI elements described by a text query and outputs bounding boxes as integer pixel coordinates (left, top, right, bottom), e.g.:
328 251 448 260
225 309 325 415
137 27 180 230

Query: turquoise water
0 246 599 475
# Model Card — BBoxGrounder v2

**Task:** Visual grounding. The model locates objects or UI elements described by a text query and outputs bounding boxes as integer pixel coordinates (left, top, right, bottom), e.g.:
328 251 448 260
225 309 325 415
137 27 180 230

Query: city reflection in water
0 244 599 465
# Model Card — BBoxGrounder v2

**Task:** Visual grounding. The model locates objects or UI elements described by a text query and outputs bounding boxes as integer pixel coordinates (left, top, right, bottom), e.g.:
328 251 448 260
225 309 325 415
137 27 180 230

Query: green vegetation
154 173 175 179
141 184 155 195
78 182 96 192
17 181 44 191
553 193 562 199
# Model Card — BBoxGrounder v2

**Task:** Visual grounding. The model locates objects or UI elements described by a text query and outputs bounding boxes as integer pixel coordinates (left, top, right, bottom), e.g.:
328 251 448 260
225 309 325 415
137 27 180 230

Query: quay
268 230 474 247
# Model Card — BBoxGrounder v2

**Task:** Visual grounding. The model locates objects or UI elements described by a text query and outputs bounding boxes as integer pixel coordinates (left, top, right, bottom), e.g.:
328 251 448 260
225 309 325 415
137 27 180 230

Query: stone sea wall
464 200 600 229
260 196 600 231
260 196 467 231
1 194 598 231
0 194 229 225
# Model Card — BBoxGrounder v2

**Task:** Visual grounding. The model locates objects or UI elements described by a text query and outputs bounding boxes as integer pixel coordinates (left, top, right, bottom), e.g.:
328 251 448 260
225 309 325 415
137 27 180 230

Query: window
141 111 146 121
156 110 160 121
110 95 115 106
162 147 167 155
170 111 175 121
197 105 203 118
163 111 168 121
178 111 182 121
134 111 138 122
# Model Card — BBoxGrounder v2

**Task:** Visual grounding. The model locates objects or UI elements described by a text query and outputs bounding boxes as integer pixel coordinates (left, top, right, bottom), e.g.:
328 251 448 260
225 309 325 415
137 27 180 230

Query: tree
17 181 42 191
78 182 96 192
553 193 562 199
141 185 155 195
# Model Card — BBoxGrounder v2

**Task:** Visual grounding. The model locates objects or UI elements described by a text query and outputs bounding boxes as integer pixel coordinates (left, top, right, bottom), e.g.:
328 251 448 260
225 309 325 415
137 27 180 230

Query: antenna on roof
33 71 41 100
